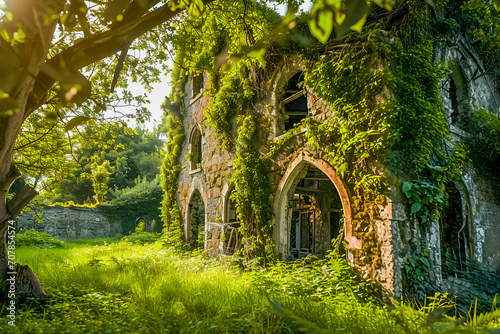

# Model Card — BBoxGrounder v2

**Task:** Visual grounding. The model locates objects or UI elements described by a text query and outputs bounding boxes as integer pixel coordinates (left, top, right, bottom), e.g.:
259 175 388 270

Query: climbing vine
160 98 185 237
205 63 255 148
231 114 274 264
463 109 500 200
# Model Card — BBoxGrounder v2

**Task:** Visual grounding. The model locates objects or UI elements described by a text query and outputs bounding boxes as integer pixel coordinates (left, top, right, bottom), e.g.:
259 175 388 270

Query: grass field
0 234 498 333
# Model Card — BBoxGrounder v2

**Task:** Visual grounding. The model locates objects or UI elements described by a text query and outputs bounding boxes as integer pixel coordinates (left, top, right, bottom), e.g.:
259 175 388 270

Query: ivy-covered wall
17 199 163 238
16 205 122 239
161 0 500 297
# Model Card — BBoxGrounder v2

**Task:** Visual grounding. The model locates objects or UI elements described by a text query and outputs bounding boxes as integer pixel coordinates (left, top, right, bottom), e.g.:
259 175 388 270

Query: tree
88 160 114 204
0 0 216 299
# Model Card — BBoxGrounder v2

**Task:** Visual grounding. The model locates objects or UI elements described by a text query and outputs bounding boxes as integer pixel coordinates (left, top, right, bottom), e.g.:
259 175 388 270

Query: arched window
192 73 204 98
449 76 459 124
286 164 344 259
440 183 470 277
190 127 202 171
223 187 241 255
283 71 308 132
226 190 237 225
188 190 205 248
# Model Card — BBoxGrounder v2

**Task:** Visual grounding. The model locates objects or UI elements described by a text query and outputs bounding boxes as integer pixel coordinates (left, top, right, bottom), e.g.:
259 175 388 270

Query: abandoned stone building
164 5 500 298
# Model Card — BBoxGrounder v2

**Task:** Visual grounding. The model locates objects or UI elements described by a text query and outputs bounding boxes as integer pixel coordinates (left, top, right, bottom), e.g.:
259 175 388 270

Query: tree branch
6 185 38 218
27 0 215 118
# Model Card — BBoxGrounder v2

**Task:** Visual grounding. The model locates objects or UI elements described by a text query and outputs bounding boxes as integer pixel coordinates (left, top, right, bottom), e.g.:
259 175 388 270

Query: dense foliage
231 115 274 263
463 109 500 200
45 126 164 205
159 99 185 236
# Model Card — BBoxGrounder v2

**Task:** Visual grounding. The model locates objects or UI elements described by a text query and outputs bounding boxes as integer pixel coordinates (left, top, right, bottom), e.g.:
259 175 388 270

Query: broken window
188 190 205 248
288 164 343 259
192 73 204 97
190 128 202 170
440 183 470 277
226 190 238 224
283 71 308 132
224 188 241 255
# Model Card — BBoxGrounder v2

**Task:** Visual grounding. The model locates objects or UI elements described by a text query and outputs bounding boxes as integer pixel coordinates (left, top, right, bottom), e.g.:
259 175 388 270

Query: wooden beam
283 90 305 105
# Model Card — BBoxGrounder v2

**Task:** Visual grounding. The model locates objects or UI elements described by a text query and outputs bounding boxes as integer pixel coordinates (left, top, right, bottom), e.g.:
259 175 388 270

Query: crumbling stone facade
170 22 500 296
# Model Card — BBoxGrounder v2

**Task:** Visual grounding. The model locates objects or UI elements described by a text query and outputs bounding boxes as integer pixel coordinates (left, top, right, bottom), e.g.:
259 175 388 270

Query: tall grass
1 238 498 333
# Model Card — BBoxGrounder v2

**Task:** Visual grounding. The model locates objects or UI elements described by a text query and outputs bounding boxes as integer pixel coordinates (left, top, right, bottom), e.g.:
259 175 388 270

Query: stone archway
274 153 361 259
185 189 205 248
134 217 152 233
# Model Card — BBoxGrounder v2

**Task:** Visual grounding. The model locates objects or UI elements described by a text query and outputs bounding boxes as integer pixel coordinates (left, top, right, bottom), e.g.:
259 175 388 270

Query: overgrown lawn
1 237 498 333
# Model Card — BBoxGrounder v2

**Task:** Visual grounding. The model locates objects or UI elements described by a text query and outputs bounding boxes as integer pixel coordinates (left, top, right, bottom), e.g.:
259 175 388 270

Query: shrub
14 229 63 248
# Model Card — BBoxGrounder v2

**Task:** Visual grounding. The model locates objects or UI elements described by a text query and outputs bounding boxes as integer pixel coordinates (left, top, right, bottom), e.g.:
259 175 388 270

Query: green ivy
231 115 274 264
388 40 449 178
160 98 185 238
403 249 433 303
205 63 255 148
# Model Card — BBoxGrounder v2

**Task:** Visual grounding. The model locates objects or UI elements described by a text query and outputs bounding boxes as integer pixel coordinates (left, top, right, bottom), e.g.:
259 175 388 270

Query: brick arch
273 153 362 258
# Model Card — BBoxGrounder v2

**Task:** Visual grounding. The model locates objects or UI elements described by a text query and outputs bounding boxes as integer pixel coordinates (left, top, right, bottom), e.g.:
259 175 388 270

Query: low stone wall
16 205 122 239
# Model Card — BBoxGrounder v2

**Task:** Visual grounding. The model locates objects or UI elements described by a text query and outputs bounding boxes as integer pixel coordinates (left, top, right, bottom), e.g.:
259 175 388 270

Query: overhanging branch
6 185 38 218
27 0 216 117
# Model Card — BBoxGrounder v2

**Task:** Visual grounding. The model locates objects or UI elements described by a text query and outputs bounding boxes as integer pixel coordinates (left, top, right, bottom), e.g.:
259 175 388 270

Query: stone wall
16 205 122 239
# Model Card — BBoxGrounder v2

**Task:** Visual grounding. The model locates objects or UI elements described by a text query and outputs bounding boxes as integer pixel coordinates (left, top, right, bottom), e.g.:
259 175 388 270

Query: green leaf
402 182 412 193
45 111 58 123
424 0 436 8
308 0 335 44
372 0 395 10
65 116 91 131
104 0 130 22
248 48 266 66
411 202 422 214
337 0 369 36
41 63 91 106
349 14 367 33
420 256 430 267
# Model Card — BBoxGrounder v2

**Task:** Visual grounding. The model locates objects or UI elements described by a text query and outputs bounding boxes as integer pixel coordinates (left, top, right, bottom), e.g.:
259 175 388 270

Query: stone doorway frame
273 153 361 258
185 188 207 247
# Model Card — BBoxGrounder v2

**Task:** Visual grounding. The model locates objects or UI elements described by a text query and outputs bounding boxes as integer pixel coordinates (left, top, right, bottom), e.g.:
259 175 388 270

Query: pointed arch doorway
274 153 359 259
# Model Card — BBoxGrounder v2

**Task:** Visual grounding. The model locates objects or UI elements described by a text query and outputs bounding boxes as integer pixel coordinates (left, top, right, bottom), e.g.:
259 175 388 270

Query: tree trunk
0 0 213 299
0 0 63 299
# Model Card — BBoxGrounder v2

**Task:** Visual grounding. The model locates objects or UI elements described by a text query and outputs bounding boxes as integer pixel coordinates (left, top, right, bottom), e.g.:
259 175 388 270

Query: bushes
14 229 63 248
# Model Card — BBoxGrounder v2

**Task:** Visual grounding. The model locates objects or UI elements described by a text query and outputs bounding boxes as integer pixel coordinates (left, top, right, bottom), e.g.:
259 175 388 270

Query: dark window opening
224 188 241 255
189 190 205 248
284 72 308 132
190 128 202 170
227 191 238 225
450 77 460 125
135 218 146 233
440 183 469 277
192 73 204 97
288 165 344 259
